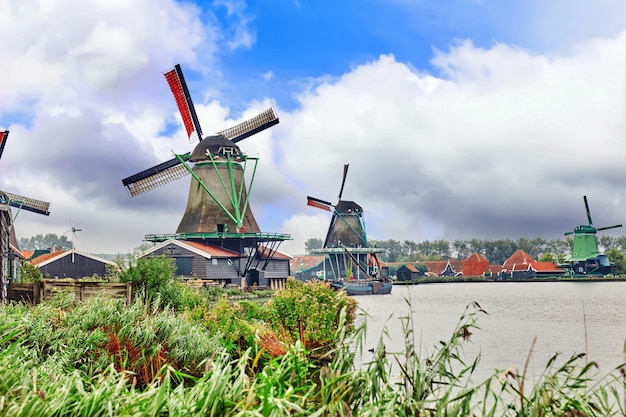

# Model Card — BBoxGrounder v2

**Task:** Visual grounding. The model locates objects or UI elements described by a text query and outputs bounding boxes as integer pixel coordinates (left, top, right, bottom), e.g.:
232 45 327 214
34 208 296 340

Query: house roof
398 263 418 272
138 239 243 259
289 255 325 273
9 243 25 259
257 245 292 260
503 249 535 268
463 252 489 263
532 261 564 273
32 249 116 268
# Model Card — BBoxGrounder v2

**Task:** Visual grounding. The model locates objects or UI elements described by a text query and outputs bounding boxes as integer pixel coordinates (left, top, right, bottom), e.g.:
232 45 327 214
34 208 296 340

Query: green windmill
563 196 622 275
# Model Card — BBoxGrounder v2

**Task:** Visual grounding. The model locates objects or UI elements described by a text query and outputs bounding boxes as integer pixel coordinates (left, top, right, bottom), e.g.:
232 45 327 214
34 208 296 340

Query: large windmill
0 130 51 299
562 195 622 275
307 163 384 283
122 64 289 282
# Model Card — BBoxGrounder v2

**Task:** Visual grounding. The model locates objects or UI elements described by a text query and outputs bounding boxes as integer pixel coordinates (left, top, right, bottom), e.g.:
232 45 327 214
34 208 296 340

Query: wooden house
290 255 325 281
423 260 463 277
502 249 564 279
396 263 421 282
139 239 291 288
31 247 117 279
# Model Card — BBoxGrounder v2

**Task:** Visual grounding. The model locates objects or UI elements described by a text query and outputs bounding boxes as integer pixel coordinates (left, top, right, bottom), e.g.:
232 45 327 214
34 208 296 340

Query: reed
0 286 624 415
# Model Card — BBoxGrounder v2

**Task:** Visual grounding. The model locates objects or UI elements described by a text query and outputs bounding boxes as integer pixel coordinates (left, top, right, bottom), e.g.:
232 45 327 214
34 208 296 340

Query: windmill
61 222 82 262
121 64 289 281
0 130 51 299
562 195 622 275
307 164 383 282
307 163 367 248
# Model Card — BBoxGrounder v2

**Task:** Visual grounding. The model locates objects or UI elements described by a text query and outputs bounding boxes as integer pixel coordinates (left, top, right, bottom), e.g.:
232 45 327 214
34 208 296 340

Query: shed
32 248 117 279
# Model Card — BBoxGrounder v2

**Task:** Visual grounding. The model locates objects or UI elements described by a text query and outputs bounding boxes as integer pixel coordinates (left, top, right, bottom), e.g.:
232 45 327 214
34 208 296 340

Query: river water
354 281 626 382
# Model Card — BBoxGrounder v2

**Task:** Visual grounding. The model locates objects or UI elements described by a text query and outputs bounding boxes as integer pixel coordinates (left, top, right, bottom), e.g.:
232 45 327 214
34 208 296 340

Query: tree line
305 235 626 265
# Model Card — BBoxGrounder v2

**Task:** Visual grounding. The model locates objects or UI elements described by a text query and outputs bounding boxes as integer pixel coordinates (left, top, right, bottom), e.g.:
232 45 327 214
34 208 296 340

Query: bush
20 262 42 283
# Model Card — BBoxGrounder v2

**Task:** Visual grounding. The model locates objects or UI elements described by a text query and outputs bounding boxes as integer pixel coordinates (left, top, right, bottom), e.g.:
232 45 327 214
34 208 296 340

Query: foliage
304 237 323 254
116 255 177 306
368 236 626 265
264 279 358 352
539 252 566 264
18 233 72 251
606 248 626 275
1 296 624 416
19 262 42 283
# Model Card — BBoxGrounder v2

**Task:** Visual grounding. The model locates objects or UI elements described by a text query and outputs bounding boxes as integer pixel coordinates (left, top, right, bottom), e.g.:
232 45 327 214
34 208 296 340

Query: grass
0 288 624 416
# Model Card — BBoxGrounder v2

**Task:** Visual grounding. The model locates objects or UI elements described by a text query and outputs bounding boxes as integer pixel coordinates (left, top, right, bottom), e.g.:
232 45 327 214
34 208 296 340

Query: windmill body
176 135 260 234
122 65 289 285
561 196 622 275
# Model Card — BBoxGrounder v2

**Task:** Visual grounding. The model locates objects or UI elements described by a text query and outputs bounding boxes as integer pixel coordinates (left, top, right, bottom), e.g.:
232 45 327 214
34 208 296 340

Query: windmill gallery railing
7 280 134 305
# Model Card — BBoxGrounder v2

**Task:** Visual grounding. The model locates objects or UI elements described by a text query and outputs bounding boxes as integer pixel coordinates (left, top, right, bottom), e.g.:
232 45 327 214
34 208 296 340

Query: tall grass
0 290 624 415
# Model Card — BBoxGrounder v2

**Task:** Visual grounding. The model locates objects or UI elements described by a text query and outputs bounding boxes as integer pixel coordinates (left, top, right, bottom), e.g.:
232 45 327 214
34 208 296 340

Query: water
354 281 626 382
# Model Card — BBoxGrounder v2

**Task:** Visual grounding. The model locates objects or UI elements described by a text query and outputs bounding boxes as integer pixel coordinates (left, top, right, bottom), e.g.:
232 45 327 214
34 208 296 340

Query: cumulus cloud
272 40 626 254
1 0 625 257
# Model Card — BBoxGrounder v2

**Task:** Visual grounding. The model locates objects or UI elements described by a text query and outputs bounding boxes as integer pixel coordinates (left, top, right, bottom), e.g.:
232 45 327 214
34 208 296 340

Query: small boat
330 278 393 295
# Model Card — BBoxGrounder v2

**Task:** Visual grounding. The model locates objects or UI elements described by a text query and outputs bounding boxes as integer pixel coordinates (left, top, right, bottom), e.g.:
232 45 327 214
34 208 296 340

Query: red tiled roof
21 250 34 259
487 264 504 273
290 255 325 273
181 241 243 258
31 250 67 265
401 263 418 272
532 262 564 273
503 249 535 269
257 245 291 259
462 252 489 276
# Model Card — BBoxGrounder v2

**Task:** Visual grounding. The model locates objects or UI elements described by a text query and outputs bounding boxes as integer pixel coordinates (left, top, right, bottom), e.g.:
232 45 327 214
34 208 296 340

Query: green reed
0 289 624 416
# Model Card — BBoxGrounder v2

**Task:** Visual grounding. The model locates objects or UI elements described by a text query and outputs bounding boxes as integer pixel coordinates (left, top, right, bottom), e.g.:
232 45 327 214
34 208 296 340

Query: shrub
264 279 357 353
20 262 42 283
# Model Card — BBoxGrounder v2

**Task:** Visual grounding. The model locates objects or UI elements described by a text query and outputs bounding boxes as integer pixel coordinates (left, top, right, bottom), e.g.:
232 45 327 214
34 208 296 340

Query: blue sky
1 0 625 255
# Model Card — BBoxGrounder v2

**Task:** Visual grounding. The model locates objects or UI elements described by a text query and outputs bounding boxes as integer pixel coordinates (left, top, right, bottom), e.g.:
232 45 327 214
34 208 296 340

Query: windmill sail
164 64 203 143
307 196 333 211
122 154 191 197
218 108 279 143
0 191 50 216
0 131 8 161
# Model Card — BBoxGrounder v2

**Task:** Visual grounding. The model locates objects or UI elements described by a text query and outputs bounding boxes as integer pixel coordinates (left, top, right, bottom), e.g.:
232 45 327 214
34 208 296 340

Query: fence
7 280 134 305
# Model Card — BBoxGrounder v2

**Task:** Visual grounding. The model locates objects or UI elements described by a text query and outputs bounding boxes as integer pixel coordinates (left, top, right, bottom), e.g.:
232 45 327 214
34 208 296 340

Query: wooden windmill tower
122 64 290 281
307 163 382 281
0 130 51 299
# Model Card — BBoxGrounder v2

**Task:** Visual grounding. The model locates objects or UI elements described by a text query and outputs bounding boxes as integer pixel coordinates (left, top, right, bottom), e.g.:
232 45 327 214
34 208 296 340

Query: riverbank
392 274 626 285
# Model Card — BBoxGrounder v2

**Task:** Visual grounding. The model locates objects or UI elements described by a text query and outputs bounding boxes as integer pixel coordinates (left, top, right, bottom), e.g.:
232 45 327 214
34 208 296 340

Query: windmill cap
191 134 242 162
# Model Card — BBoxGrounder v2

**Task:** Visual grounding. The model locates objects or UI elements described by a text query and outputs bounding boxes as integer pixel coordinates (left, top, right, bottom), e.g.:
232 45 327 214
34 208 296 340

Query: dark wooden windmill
0 130 51 299
121 65 290 283
307 163 367 248
307 163 383 282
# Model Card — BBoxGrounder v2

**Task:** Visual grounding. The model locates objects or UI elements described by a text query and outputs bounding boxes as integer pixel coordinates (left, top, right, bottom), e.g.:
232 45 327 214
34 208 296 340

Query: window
175 257 193 276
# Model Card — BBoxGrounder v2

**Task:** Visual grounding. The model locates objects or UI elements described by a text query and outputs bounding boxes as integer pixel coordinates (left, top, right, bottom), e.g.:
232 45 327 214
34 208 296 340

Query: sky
1 0 625 256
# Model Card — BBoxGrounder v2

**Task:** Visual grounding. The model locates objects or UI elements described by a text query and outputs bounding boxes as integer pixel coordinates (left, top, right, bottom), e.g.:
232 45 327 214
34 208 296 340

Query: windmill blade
122 154 191 197
0 191 50 216
307 196 333 212
597 224 623 231
583 195 593 225
338 163 349 200
0 130 8 161
164 64 203 143
218 108 279 143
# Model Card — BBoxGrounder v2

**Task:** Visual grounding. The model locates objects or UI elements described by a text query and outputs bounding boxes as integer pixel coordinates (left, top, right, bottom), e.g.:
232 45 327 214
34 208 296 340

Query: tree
18 233 71 251
304 238 323 254
606 248 626 275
